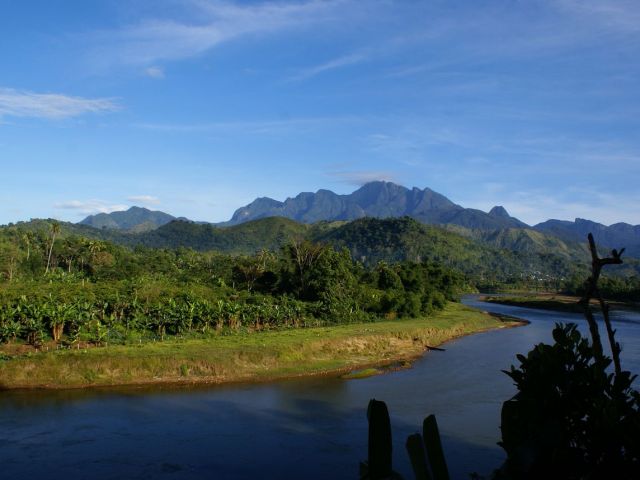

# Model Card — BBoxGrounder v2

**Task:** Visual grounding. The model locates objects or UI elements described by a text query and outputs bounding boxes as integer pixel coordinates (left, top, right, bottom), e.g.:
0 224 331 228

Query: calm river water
1 296 639 479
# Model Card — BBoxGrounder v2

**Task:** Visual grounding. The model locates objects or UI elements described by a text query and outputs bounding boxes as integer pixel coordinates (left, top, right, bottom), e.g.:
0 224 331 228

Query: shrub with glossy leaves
498 323 640 479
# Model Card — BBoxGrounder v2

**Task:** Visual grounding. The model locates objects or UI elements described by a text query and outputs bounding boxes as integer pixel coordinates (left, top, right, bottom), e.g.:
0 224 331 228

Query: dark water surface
1 297 639 479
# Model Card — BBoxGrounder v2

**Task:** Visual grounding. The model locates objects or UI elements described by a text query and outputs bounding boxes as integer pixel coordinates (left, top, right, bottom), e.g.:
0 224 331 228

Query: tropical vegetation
0 221 465 349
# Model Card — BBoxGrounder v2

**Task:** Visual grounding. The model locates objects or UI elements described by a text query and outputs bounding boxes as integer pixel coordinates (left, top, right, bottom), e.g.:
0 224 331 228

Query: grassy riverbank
0 303 523 390
481 293 639 313
481 294 586 313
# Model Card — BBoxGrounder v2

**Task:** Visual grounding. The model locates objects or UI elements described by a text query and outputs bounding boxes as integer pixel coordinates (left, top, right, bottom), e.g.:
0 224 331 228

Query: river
1 296 639 479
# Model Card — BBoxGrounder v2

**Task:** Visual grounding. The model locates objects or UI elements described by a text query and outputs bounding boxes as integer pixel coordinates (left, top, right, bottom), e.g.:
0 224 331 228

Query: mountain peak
489 206 510 218
221 182 527 229
356 180 405 191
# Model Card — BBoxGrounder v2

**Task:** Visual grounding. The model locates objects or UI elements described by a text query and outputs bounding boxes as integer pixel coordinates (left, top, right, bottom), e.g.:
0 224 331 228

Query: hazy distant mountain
221 181 528 230
534 218 640 257
447 225 590 261
79 206 178 232
71 182 640 259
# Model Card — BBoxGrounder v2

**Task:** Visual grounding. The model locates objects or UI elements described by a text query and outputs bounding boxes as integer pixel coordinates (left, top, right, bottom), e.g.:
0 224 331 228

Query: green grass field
0 303 521 390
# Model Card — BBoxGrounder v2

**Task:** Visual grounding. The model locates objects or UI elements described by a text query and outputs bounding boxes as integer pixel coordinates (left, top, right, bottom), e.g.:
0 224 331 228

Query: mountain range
78 181 640 257
221 181 528 230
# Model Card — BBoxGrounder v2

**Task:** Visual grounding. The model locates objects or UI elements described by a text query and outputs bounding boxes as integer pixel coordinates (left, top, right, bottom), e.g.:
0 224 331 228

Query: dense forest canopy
0 216 637 348
8 215 638 283
0 220 466 347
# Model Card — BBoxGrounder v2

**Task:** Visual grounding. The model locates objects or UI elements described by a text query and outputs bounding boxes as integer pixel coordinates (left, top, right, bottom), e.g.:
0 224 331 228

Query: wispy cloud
288 52 368 81
127 195 161 206
384 64 429 79
327 170 397 186
145 66 165 78
556 0 640 34
133 115 366 134
362 126 471 167
54 200 128 216
0 88 119 120
87 0 350 70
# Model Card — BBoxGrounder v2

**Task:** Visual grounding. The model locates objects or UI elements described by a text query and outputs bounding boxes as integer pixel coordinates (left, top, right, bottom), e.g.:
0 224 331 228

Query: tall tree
0 242 19 281
44 222 60 275
286 239 326 299
21 231 34 261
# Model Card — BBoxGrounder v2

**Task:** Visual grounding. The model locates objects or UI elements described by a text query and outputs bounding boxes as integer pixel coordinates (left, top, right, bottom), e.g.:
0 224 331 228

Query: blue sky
0 0 638 226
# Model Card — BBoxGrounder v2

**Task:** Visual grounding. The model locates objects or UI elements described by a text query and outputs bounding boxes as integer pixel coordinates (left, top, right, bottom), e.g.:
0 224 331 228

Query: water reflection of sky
1 297 638 479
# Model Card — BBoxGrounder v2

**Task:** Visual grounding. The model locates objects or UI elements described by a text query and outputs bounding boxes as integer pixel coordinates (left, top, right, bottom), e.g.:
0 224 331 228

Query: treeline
0 223 466 346
562 274 640 303
3 215 609 290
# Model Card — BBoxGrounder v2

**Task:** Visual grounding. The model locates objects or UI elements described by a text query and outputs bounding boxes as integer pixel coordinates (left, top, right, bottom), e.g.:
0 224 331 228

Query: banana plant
179 298 197 334
44 300 73 343
0 305 21 342
215 299 226 330
69 301 96 345
17 297 46 346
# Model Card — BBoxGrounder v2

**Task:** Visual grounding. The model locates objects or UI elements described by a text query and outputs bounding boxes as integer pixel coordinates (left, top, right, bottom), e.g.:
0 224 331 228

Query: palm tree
21 231 34 261
44 222 60 275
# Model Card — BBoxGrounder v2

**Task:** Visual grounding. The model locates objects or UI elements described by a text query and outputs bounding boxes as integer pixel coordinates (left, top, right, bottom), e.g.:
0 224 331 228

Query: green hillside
134 217 310 253
315 217 587 286
3 215 637 289
445 226 589 259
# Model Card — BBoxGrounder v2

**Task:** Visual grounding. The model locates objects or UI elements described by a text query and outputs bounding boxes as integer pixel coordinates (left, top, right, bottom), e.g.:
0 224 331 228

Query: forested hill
79 206 180 232
131 216 589 282
6 215 635 287
314 217 588 285
127 217 314 252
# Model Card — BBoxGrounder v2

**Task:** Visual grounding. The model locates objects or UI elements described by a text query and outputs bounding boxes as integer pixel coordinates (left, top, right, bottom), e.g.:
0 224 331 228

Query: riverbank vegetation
0 220 469 350
0 303 519 389
562 272 640 303
482 294 593 313
481 293 639 314
7 215 632 292
0 218 634 393
496 234 640 478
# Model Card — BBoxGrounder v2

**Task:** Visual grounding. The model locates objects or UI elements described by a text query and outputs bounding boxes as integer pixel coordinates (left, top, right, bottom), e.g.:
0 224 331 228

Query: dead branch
579 233 624 375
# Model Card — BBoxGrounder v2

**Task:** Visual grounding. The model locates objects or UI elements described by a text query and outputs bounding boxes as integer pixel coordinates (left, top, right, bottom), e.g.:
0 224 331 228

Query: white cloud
127 195 161 205
384 64 429 79
0 88 119 120
54 200 128 216
328 170 397 186
133 115 365 134
556 0 640 34
288 52 368 81
145 66 165 78
88 0 350 69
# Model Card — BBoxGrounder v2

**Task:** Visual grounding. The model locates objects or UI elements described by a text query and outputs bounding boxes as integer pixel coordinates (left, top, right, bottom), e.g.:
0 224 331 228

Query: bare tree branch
579 233 624 376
